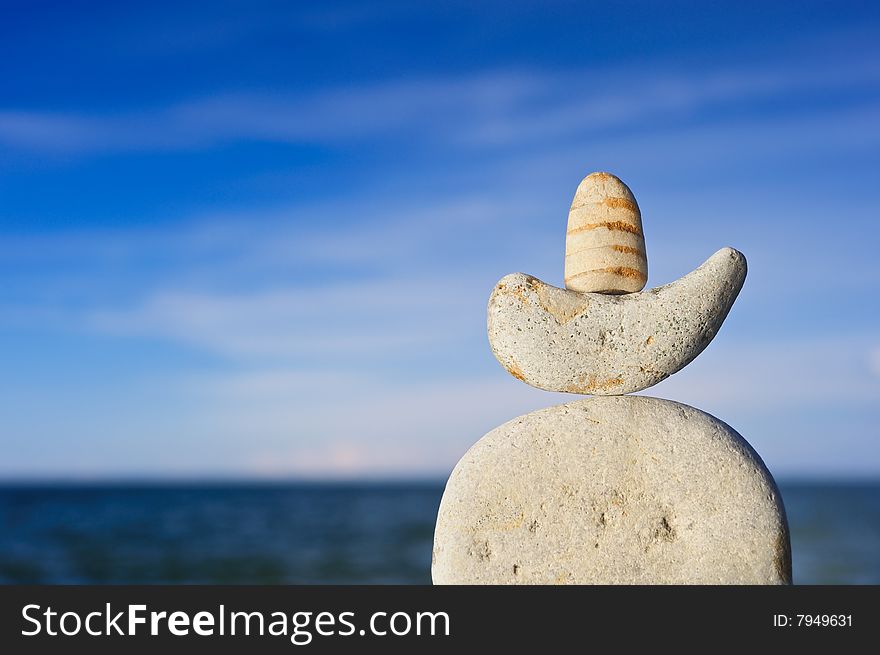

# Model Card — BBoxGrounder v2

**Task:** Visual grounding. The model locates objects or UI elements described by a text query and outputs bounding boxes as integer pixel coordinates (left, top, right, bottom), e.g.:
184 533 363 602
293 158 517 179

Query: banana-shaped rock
488 247 746 395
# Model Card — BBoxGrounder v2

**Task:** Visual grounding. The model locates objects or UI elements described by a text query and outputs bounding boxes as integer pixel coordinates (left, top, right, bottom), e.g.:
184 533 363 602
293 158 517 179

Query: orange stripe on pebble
567 221 643 237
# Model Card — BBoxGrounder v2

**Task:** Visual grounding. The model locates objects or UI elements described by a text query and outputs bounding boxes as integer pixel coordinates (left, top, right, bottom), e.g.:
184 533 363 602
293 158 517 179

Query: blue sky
1 0 879 479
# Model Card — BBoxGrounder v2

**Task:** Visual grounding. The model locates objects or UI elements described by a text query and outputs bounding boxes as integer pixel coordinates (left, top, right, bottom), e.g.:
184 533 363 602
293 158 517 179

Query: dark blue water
0 482 877 584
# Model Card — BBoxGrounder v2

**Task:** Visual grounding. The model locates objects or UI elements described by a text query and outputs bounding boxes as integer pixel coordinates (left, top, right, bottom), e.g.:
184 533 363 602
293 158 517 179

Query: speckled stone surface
487 247 746 395
432 395 791 585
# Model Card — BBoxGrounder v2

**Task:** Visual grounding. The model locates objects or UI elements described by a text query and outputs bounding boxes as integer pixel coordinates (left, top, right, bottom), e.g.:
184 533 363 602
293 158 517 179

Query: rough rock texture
565 172 647 294
432 396 791 585
488 247 746 395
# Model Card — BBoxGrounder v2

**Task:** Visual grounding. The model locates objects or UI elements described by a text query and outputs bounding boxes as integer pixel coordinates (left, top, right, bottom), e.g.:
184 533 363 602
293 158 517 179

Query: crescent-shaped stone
487 247 747 395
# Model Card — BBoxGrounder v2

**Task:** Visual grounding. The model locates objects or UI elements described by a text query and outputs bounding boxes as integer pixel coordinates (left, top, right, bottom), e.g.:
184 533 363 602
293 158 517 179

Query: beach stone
488 247 746 395
565 172 648 294
432 396 791 585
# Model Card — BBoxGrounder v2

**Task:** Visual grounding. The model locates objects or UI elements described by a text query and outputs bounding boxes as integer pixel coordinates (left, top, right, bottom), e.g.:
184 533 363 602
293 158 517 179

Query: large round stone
432 396 791 584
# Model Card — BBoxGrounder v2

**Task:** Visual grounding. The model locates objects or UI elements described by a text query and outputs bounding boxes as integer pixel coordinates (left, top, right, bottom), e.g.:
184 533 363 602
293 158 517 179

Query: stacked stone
432 172 791 585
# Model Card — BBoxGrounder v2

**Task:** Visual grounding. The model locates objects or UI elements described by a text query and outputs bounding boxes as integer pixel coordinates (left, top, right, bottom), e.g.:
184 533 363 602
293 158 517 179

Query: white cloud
869 347 880 378
3 37 879 156
645 334 880 414
69 191 546 362
86 277 479 360
173 370 567 477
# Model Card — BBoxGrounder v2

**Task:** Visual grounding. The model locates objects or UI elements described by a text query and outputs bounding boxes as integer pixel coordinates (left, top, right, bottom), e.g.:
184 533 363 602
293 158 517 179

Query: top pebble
564 172 648 294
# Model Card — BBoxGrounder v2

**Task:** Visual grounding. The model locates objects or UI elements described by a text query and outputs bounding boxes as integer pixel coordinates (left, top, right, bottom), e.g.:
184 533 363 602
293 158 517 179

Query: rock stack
432 172 791 585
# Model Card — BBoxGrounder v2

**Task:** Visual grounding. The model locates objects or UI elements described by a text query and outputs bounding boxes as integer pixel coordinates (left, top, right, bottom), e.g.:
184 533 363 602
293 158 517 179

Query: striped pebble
564 172 647 294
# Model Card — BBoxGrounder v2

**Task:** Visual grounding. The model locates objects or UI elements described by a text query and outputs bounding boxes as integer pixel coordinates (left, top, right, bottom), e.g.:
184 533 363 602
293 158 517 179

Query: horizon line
0 475 877 487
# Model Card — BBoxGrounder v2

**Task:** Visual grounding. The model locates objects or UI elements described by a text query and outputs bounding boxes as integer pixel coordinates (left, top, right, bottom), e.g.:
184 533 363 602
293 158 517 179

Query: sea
0 482 877 584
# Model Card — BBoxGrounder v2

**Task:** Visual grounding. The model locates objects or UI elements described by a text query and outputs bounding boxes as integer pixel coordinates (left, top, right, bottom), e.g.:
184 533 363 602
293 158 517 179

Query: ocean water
0 482 877 584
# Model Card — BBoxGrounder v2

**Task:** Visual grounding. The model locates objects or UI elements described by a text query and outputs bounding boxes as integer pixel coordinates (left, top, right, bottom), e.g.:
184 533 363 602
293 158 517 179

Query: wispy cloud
86 278 477 361
869 347 880 378
0 72 542 154
647 335 880 414
3 40 879 156
173 370 571 478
